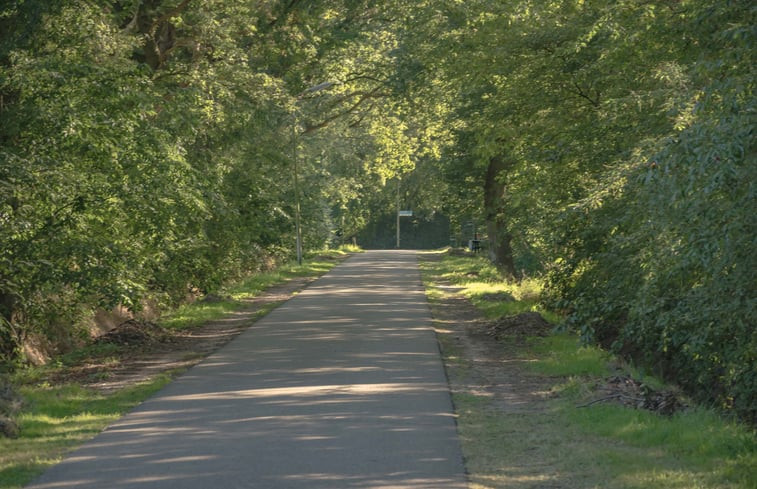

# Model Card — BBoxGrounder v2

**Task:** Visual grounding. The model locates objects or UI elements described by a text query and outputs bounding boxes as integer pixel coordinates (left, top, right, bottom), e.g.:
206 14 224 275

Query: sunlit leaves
396 0 755 420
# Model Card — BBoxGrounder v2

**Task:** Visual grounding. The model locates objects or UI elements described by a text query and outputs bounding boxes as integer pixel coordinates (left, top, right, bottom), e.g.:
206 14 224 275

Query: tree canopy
1 0 754 422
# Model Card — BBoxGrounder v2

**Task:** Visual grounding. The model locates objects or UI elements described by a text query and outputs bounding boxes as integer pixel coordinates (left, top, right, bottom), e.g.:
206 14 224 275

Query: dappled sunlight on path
27 251 465 489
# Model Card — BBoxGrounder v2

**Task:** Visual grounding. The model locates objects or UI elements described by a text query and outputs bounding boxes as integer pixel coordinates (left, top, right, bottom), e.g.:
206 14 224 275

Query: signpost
395 177 412 248
396 210 412 248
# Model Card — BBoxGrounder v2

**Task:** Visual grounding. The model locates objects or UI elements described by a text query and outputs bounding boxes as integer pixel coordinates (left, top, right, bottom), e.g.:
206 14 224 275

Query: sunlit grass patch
530 335 757 487
274 259 339 281
324 244 362 254
528 334 611 377
159 300 240 330
0 374 175 489
465 279 547 319
430 254 504 284
161 253 348 330
420 250 757 489
419 252 557 322
566 404 757 488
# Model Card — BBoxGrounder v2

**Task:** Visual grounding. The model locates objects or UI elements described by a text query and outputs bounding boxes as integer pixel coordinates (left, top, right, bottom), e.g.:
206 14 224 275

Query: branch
348 102 375 128
577 394 621 407
567 80 601 107
342 73 389 85
153 0 192 32
577 393 645 408
300 87 389 135
268 0 301 28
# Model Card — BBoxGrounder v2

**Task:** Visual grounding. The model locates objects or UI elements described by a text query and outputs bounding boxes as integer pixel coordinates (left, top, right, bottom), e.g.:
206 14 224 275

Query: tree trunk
0 292 20 361
483 154 518 278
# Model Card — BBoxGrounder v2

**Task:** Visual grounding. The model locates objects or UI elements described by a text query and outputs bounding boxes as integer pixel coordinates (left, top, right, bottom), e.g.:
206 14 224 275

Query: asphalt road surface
27 250 466 489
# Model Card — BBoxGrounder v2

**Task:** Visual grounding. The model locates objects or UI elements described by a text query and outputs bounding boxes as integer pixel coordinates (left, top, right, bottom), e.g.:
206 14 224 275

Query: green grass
0 374 175 489
421 250 757 489
159 299 240 330
528 334 611 377
566 405 757 487
528 333 756 487
420 251 505 284
419 251 558 322
160 249 349 330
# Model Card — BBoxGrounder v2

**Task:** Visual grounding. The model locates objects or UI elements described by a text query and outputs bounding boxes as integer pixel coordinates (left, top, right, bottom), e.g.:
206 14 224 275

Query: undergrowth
160 249 350 330
420 249 756 489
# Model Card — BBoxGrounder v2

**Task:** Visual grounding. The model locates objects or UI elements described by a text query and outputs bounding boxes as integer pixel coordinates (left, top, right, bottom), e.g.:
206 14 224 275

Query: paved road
28 251 466 489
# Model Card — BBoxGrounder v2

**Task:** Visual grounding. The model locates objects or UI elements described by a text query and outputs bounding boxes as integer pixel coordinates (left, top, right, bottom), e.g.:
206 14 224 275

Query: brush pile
94 320 167 347
486 312 553 338
581 375 687 416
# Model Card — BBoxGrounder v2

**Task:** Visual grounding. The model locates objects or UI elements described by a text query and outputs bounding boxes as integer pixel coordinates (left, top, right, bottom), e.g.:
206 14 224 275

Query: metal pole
396 178 400 249
292 118 303 265
290 81 334 265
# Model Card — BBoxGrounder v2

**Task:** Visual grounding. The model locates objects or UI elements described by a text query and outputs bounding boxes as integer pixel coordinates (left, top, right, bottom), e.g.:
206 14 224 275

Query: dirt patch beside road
428 287 554 415
51 273 323 393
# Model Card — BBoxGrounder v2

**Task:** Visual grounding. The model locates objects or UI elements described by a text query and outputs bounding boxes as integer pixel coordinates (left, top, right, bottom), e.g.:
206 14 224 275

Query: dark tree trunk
133 0 182 71
0 291 20 361
483 154 518 278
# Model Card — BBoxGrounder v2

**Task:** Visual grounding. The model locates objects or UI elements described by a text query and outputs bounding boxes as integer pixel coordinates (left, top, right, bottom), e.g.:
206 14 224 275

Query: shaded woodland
1 1 754 421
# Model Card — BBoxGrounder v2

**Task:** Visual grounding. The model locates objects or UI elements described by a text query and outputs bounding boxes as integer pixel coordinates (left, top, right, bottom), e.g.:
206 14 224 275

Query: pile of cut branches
486 312 553 338
580 375 687 416
94 320 167 347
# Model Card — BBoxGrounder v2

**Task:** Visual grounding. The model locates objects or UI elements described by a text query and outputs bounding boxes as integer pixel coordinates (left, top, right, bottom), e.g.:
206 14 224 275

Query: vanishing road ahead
28 250 466 489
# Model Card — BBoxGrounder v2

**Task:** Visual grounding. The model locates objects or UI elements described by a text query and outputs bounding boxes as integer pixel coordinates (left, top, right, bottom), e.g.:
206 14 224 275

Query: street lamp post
396 178 400 248
395 177 413 248
291 81 334 265
292 121 303 265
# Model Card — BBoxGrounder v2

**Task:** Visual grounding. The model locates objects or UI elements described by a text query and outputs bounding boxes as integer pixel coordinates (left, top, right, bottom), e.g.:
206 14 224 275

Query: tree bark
483 154 518 278
0 292 20 361
133 0 182 71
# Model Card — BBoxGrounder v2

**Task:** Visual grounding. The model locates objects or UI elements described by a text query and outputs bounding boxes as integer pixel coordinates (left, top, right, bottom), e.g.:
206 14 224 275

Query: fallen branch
577 392 646 408
577 394 622 408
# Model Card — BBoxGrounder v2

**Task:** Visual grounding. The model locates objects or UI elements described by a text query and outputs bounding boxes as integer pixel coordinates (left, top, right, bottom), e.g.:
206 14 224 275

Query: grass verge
420 249 756 489
160 248 352 330
0 373 175 489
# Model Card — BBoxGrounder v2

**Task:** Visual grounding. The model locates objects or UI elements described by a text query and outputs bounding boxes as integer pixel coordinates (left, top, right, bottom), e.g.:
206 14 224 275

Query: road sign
398 210 413 217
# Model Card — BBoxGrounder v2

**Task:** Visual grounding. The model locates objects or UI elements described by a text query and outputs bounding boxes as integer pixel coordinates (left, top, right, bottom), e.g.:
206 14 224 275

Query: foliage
536 1 757 422
405 0 756 422
421 252 757 489
0 0 400 364
0 0 753 423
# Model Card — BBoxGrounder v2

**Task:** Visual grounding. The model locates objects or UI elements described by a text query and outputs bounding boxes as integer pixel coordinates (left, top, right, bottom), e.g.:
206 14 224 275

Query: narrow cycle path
28 251 466 489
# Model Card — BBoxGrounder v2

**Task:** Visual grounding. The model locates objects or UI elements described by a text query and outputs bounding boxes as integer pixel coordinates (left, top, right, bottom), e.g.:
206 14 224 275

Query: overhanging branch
300 86 390 135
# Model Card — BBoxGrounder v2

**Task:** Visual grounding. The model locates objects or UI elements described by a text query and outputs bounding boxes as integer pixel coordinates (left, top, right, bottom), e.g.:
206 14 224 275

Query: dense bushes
0 0 360 364
552 51 756 420
0 0 754 423
538 2 756 422
420 0 755 421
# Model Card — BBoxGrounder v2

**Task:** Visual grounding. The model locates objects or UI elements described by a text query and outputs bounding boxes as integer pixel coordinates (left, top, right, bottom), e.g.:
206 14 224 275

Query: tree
386 0 756 420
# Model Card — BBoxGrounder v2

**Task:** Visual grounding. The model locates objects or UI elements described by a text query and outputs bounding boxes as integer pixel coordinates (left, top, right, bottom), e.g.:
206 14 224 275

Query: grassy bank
160 248 354 330
0 248 354 489
0 375 174 488
420 250 756 489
